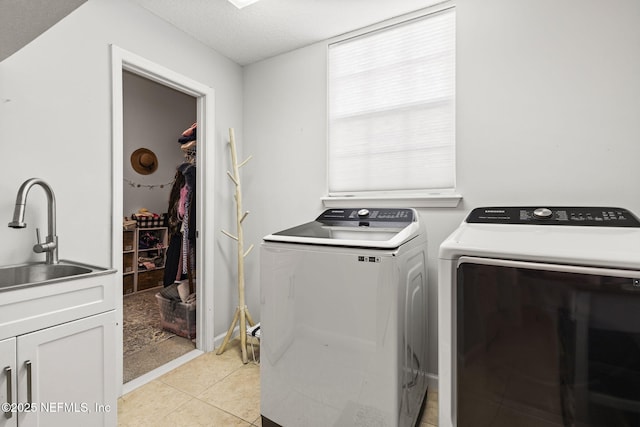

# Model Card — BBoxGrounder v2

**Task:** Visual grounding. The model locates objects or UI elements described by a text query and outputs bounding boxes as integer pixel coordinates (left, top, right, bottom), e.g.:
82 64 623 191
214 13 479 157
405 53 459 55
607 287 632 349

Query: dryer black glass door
456 258 640 427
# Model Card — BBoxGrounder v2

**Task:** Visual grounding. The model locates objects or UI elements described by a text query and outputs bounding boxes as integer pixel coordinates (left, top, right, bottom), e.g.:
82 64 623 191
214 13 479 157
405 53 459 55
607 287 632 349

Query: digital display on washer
466 206 640 227
317 208 414 224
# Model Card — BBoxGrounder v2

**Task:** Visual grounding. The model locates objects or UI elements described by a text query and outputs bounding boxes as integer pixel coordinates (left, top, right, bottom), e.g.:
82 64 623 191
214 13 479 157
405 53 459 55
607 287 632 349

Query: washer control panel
466 207 640 227
317 208 414 224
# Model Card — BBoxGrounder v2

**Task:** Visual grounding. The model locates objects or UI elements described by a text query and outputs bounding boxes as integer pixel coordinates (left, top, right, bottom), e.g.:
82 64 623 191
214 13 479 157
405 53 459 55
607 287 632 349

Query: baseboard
213 325 240 349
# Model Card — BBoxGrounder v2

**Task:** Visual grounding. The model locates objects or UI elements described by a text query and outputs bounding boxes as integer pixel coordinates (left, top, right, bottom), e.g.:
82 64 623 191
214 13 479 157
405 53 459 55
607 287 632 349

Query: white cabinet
0 311 116 427
0 337 17 427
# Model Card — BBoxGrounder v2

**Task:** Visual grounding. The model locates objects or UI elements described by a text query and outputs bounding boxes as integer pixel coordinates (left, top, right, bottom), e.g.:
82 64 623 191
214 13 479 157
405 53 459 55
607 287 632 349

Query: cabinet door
0 337 17 427
17 311 116 427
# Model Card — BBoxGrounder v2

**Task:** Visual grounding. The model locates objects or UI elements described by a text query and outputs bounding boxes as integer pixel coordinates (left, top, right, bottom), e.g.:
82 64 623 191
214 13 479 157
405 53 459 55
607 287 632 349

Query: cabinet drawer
137 269 164 291
123 230 135 252
0 272 116 341
123 274 134 295
123 253 135 274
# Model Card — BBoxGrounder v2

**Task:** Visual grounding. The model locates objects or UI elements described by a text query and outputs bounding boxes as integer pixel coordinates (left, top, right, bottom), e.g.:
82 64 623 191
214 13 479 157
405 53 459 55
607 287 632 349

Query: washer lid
263 208 421 248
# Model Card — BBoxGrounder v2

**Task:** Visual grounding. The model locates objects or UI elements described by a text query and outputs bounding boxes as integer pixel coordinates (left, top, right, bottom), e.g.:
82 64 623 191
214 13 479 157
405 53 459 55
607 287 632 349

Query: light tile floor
118 338 438 426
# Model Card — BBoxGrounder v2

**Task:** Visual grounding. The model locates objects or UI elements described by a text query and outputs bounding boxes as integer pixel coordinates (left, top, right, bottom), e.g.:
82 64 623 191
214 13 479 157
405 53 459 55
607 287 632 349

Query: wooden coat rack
216 128 256 363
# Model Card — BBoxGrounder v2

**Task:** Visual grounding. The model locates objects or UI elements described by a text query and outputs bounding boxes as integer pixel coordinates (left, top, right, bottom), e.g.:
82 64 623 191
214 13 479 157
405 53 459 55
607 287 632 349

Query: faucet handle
34 228 44 253
33 228 56 254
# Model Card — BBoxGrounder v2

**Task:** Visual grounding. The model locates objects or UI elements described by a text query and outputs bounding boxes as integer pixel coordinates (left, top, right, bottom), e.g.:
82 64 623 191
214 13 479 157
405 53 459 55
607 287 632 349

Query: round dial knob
533 208 553 219
357 209 370 217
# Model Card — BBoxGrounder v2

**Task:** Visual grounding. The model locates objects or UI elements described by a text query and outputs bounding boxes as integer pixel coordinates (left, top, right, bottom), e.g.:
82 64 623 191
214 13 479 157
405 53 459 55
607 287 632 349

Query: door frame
110 45 215 396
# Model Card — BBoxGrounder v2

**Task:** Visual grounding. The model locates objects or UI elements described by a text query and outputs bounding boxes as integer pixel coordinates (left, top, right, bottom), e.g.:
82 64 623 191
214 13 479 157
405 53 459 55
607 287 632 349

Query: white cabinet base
1 311 115 427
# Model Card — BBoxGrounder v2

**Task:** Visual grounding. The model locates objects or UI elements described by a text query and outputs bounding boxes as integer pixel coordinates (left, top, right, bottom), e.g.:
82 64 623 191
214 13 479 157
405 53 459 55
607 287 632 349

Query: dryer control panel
466 207 640 227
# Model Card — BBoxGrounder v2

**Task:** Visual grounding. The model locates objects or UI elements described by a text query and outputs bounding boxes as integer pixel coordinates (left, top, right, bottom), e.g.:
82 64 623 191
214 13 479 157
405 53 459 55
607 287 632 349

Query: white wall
243 0 640 380
122 71 195 217
0 0 244 340
243 43 328 315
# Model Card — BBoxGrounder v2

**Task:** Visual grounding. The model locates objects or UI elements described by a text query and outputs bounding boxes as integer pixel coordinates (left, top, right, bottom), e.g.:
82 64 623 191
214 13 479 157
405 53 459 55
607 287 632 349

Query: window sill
321 193 462 209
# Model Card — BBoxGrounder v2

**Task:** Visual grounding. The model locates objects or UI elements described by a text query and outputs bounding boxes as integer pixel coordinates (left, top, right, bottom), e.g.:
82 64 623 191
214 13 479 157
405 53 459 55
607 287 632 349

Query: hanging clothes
163 124 197 287
178 122 197 144
163 232 183 287
179 162 197 241
163 163 196 286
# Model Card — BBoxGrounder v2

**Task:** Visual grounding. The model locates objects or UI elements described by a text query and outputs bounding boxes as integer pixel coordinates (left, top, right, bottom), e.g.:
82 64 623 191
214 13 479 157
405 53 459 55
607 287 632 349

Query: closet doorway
122 70 196 384
111 46 216 397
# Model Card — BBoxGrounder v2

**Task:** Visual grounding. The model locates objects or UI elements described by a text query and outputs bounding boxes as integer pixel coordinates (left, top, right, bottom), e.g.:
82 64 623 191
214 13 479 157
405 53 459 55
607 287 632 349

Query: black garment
167 170 186 236
178 127 196 144
163 232 183 286
179 163 197 242
162 163 197 287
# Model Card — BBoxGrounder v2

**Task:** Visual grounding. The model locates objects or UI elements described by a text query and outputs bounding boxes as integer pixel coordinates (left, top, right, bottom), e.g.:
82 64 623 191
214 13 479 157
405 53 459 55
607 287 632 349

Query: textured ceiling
131 0 444 66
0 0 87 62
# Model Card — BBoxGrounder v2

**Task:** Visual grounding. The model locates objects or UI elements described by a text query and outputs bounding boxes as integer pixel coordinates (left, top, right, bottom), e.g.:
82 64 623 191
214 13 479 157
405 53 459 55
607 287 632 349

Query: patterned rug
123 287 195 383
123 287 174 356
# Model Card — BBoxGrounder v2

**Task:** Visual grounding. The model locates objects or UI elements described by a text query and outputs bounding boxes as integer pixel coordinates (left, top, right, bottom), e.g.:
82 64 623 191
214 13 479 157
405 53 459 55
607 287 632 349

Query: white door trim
110 45 215 396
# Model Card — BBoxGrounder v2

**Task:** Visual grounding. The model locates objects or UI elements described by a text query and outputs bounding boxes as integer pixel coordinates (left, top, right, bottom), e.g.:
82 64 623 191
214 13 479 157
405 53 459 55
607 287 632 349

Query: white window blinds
328 7 456 195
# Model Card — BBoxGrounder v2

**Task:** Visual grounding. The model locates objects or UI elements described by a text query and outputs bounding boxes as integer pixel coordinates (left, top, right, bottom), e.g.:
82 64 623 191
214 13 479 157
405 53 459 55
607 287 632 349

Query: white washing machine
260 208 429 427
438 206 640 427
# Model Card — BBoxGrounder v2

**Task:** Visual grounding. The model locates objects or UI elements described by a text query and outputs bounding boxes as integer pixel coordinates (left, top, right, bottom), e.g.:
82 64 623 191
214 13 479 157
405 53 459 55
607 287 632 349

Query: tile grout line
188 394 256 425
156 357 260 423
118 380 193 425
156 355 247 398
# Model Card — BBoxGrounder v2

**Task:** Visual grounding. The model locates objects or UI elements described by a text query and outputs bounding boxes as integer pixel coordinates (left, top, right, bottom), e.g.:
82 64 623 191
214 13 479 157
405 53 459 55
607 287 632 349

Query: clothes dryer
261 208 429 427
438 206 640 427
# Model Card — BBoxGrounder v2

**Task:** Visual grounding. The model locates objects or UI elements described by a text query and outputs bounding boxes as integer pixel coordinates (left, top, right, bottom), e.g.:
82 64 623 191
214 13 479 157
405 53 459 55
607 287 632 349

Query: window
328 7 456 197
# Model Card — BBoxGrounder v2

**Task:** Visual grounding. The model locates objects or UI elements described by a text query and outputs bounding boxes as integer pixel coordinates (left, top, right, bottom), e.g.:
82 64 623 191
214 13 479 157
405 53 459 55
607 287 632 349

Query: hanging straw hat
131 148 158 175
